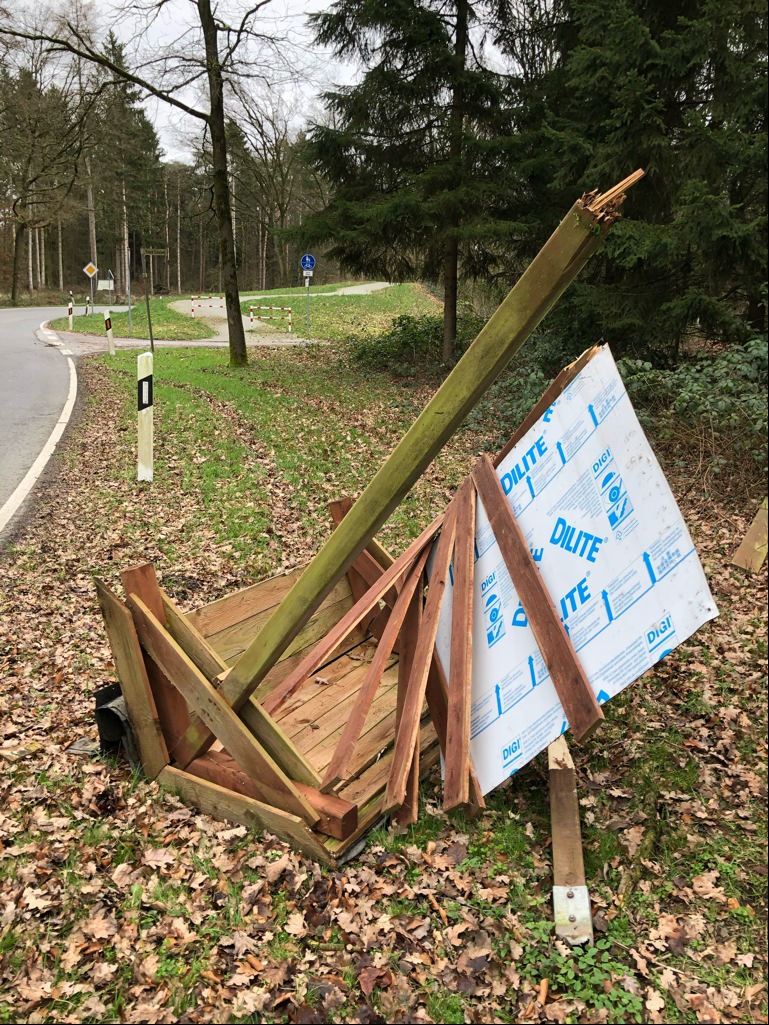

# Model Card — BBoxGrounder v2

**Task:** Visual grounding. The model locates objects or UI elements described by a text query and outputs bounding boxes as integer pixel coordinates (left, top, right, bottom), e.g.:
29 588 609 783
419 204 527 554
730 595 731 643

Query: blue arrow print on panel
495 684 503 716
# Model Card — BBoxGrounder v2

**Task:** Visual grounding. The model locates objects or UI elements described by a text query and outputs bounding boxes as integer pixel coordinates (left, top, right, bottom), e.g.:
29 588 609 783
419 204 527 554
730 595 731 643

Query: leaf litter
0 349 766 1023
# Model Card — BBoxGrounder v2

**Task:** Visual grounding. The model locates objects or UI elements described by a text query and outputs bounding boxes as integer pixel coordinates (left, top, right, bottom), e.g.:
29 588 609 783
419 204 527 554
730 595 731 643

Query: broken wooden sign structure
96 174 658 869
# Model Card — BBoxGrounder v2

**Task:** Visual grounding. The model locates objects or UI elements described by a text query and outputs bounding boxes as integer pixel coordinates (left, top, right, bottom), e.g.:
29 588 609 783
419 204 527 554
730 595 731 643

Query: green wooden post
179 175 643 749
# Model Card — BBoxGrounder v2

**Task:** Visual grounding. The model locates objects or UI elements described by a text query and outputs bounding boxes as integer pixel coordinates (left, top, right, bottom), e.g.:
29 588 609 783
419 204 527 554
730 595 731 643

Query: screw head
568 914 577 923
567 889 574 898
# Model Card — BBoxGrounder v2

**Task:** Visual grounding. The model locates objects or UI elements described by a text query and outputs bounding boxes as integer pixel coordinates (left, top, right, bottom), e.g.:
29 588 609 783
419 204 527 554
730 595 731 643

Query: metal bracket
553 884 593 947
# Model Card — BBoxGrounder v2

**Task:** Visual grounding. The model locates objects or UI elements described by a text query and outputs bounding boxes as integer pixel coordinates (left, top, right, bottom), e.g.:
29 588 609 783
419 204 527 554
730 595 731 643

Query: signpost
301 254 315 335
83 261 97 314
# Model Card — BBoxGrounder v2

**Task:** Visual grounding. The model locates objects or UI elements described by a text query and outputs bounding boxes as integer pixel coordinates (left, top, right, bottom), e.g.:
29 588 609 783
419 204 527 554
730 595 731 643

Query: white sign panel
434 345 718 795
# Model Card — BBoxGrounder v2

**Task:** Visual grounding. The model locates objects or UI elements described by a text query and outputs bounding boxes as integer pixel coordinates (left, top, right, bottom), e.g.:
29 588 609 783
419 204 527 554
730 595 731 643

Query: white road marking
0 355 78 535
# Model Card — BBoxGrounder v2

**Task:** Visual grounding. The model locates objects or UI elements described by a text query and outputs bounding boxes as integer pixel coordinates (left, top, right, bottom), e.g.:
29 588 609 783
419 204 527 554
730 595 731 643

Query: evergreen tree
508 0 767 363
303 0 521 361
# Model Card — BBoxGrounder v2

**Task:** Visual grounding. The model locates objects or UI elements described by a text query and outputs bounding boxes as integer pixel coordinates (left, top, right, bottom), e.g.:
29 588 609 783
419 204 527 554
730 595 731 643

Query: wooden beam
473 455 603 741
322 546 431 791
444 478 476 811
161 590 321 786
218 180 640 712
385 500 458 811
189 750 358 841
94 578 168 779
732 497 768 573
127 594 320 827
159 766 334 868
391 562 425 828
429 654 485 811
120 563 192 752
549 736 593 946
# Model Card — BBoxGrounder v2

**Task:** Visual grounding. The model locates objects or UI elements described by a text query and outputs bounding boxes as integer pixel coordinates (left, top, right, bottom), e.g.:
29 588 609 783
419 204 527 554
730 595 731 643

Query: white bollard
137 351 153 482
68 292 73 330
104 310 115 356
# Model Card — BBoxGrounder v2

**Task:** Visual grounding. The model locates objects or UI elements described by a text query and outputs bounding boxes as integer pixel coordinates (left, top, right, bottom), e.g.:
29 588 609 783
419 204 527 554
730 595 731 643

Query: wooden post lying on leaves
549 736 594 947
182 172 645 744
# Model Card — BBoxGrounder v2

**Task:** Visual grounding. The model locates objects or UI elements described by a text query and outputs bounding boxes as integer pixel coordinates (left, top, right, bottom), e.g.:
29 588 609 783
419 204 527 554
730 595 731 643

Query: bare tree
0 0 296 365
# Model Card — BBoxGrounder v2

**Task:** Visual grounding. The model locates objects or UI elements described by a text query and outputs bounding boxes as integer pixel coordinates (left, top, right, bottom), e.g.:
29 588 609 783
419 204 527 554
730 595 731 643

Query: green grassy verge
49 297 215 340
241 282 441 339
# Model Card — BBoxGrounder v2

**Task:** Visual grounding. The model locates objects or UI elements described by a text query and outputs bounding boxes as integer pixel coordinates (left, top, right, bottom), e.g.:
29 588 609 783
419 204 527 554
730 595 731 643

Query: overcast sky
110 0 353 162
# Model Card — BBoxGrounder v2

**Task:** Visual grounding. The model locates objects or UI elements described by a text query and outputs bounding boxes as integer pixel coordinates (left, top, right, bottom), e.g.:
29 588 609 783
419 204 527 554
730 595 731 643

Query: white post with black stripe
137 352 153 482
104 310 115 356
68 292 73 330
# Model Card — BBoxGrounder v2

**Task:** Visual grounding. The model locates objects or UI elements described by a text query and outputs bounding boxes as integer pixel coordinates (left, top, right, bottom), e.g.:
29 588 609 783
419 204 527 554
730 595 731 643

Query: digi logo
502 737 522 768
484 591 505 648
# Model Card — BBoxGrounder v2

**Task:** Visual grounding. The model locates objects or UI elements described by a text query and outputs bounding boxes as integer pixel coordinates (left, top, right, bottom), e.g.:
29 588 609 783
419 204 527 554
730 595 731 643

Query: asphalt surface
0 307 75 536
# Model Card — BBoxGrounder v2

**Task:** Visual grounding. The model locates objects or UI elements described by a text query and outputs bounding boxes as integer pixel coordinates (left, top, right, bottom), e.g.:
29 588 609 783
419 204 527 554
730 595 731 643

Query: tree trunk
85 156 98 268
442 0 468 363
442 235 458 363
12 219 26 306
198 0 247 366
27 225 33 291
176 182 182 294
57 216 64 291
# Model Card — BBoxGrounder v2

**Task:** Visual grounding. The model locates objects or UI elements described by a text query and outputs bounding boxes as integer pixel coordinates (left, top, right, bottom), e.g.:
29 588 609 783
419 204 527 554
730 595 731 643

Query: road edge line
0 353 78 536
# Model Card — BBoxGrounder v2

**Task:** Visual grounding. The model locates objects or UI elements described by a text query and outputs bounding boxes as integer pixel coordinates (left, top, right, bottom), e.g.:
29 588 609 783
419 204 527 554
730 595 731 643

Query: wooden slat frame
473 455 603 741
391 567 425 827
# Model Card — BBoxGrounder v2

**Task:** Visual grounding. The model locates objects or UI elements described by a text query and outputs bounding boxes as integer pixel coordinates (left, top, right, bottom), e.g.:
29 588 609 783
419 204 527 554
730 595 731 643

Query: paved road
0 306 77 540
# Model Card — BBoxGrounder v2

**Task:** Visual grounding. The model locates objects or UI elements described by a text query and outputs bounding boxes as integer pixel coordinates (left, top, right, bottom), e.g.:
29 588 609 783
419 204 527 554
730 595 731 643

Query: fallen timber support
95 173 650 866
182 172 645 746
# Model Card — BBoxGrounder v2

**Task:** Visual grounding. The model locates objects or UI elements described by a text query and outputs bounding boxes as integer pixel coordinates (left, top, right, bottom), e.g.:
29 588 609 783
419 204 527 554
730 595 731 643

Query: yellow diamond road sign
83 262 98 278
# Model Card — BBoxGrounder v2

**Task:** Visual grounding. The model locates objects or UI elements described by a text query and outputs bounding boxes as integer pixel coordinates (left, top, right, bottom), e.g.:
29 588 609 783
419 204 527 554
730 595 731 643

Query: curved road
0 306 77 541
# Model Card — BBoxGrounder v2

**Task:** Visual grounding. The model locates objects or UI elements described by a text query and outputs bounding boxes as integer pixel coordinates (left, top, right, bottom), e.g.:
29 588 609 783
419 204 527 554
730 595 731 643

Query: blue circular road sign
300 254 316 270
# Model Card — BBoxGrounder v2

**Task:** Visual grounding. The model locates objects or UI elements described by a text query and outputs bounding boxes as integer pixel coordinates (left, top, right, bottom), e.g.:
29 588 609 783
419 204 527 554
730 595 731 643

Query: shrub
618 335 768 474
348 306 486 371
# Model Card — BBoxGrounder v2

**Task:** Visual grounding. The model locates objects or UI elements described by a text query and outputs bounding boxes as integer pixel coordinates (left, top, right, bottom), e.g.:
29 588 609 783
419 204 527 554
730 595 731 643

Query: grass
49 296 215 340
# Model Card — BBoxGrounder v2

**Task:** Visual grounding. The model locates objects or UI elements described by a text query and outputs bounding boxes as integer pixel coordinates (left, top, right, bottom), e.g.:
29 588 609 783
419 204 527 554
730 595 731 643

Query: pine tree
303 0 521 361
508 0 768 363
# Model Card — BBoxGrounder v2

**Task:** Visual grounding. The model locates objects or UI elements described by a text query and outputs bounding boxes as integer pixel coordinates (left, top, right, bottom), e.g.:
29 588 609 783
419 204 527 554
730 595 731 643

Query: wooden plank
385 502 458 811
258 514 445 717
161 590 321 787
392 564 425 827
159 766 335 868
548 737 586 887
339 726 438 809
288 663 394 758
493 347 600 468
276 648 379 732
121 564 192 749
322 547 431 790
430 654 485 810
444 478 476 811
328 497 397 572
254 623 367 702
128 594 320 827
732 497 768 573
94 578 168 779
549 736 593 946
226 185 634 713
189 751 358 841
473 455 603 742
122 563 166 623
